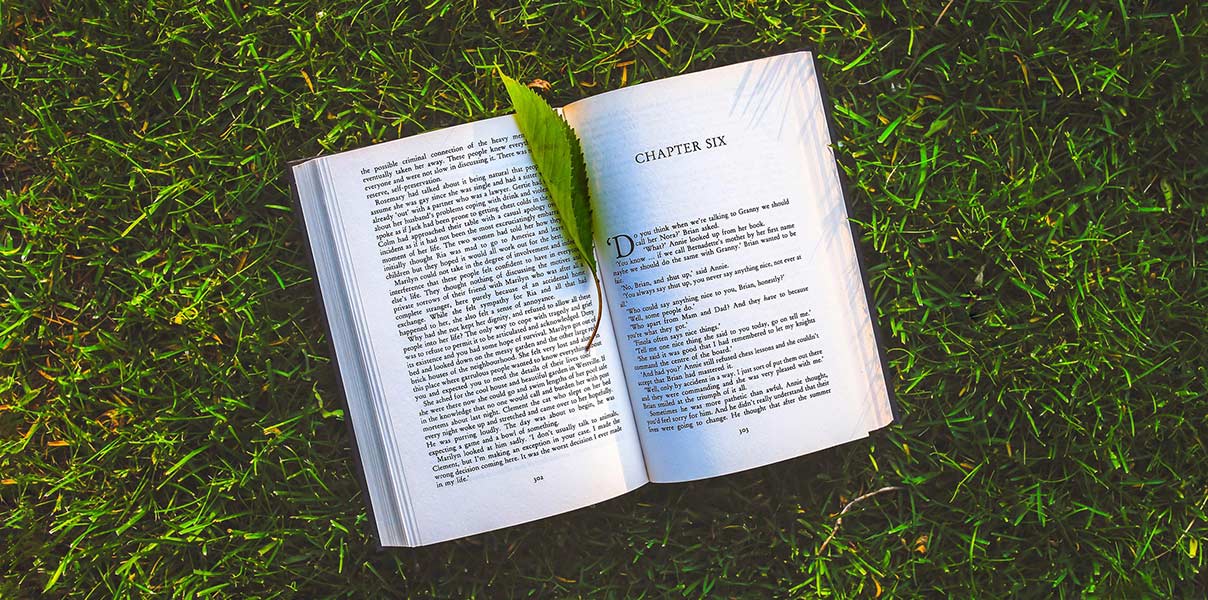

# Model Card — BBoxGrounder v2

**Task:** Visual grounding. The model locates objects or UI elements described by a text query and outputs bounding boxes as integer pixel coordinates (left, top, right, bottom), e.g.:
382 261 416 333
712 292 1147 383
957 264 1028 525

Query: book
288 51 896 547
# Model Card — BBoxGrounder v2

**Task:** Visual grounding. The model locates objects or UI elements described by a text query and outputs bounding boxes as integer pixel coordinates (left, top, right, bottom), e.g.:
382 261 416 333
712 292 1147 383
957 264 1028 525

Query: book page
302 115 647 545
564 51 893 483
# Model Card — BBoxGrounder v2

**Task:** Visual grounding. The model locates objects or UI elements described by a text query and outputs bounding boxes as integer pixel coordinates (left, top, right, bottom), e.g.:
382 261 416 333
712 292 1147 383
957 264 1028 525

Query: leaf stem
584 274 603 352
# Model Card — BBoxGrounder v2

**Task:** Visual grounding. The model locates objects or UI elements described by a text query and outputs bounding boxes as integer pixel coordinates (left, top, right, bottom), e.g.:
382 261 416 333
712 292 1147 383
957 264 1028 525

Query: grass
1 0 1204 596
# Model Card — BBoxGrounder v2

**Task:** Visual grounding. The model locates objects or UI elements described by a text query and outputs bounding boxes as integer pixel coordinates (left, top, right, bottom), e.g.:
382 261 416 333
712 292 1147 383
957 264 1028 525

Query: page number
738 427 750 435
532 475 544 483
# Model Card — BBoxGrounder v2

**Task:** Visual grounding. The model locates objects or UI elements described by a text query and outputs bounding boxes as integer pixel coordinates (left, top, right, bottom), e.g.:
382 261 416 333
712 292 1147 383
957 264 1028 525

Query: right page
563 51 894 482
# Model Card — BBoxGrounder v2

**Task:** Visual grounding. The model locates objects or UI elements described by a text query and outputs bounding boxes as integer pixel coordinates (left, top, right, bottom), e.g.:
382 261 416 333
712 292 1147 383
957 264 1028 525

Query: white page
304 115 647 545
564 51 893 482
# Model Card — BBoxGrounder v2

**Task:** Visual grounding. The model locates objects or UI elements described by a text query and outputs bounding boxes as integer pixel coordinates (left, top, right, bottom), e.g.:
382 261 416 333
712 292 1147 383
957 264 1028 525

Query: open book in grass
288 51 896 547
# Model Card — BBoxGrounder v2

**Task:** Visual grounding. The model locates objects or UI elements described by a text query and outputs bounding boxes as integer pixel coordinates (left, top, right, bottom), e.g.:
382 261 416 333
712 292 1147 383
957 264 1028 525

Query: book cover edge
806 50 903 427
283 159 389 550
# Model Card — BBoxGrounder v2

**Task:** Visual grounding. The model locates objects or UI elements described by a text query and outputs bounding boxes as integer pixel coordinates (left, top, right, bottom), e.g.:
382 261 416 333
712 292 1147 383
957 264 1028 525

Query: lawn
1 1 1204 597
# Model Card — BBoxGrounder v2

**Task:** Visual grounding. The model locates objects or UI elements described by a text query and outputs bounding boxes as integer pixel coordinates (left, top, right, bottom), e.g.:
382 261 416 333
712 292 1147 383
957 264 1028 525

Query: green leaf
499 72 596 275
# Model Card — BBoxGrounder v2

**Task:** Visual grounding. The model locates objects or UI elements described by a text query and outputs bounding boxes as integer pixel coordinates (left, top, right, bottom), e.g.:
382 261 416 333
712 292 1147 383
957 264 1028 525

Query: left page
294 115 647 546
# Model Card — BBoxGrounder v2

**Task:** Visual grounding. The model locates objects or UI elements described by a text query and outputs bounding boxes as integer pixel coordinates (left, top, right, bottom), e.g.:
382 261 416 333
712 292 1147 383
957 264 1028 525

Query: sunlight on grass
1 1 1204 596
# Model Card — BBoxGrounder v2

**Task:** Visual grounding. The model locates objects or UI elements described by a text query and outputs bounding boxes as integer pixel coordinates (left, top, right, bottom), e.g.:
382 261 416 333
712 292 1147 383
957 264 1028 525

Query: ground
1 1 1204 597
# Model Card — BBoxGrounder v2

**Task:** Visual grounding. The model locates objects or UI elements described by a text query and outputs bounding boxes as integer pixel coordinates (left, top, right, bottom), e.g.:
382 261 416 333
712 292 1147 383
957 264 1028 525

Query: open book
289 51 896 547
